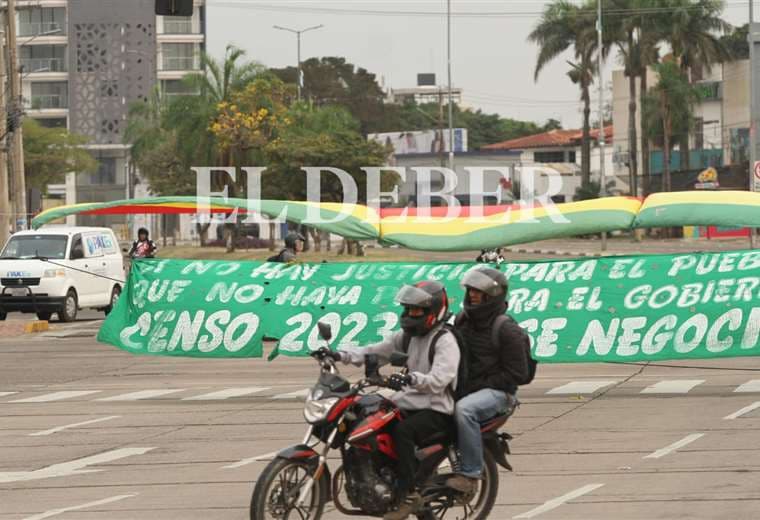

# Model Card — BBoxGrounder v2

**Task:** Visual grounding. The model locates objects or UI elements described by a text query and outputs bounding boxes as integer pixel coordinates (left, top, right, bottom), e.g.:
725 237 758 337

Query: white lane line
640 380 704 394
22 493 137 520
512 483 605 519
724 401 760 420
97 389 185 401
546 381 617 395
182 386 271 401
0 391 18 398
644 433 705 459
222 450 278 469
10 390 101 403
735 380 760 393
272 388 309 400
0 447 155 483
29 416 120 437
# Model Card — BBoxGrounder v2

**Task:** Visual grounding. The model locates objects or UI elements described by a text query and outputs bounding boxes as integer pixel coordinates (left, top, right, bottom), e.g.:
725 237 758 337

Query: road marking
735 380 760 393
272 388 309 400
0 447 155 483
545 381 617 395
182 387 271 401
724 401 760 420
97 389 185 401
512 483 605 519
640 380 704 394
29 416 120 437
644 433 704 459
22 494 137 520
10 390 101 403
0 391 17 398
222 450 278 469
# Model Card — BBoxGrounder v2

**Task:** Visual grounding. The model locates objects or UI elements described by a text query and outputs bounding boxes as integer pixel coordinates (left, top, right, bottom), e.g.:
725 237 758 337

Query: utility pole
0 26 9 246
447 0 454 169
273 24 324 102
749 0 758 248
597 0 608 252
6 0 25 231
438 87 445 167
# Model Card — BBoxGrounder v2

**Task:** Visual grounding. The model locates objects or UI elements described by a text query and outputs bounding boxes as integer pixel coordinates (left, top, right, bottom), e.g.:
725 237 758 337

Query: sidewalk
502 236 754 258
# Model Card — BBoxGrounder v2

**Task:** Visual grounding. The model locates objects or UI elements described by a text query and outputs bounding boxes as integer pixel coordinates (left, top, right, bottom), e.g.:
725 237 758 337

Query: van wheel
58 290 78 323
36 312 52 321
0 311 6 321
104 286 121 316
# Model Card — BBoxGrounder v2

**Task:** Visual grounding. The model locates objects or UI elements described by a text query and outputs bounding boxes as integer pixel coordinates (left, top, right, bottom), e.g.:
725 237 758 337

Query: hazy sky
207 0 751 130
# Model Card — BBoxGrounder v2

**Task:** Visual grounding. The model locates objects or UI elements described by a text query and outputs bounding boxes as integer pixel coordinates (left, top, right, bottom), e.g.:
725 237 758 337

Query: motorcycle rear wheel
418 449 499 520
250 457 327 520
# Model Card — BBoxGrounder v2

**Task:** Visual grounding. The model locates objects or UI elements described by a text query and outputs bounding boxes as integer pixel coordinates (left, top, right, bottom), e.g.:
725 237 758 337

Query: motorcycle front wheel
250 457 327 520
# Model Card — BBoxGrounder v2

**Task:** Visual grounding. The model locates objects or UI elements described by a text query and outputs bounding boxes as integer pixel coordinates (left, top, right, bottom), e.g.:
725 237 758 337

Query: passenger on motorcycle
334 281 460 520
446 267 531 494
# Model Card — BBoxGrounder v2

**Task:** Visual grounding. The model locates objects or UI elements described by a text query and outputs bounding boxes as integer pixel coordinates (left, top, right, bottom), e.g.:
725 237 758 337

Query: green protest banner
98 251 760 363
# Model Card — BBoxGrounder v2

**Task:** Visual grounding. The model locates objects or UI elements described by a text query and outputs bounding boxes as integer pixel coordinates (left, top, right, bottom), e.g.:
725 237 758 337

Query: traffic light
155 0 193 16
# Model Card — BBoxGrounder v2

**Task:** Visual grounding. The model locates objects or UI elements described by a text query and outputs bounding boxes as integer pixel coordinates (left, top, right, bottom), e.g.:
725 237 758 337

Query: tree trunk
224 223 235 253
268 222 276 251
196 222 210 247
324 231 331 252
581 85 591 188
309 227 321 252
661 97 672 193
627 35 639 197
640 70 651 197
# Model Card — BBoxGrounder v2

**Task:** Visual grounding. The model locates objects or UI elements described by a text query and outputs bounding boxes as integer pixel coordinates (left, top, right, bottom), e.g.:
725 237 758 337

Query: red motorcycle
250 322 513 519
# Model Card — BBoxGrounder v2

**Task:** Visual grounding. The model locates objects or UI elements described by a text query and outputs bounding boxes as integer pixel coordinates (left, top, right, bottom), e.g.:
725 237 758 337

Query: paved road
1 329 759 520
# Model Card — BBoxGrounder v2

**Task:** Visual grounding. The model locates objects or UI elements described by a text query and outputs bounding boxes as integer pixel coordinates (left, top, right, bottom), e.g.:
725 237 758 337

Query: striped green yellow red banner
30 191 760 251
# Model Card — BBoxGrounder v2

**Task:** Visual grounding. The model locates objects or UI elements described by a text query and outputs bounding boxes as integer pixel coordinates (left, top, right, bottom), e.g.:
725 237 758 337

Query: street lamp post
597 0 608 252
273 24 324 101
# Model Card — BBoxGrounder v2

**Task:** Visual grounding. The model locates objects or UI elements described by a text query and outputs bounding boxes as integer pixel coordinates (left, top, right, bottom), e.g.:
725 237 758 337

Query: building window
30 82 68 109
161 43 200 71
162 9 198 34
161 79 198 98
18 7 66 37
20 45 66 73
568 151 576 163
89 158 117 185
533 151 567 163
35 117 67 129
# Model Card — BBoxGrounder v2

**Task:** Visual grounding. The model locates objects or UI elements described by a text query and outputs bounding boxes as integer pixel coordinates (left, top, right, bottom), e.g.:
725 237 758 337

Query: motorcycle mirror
317 322 332 342
389 351 409 368
364 354 380 378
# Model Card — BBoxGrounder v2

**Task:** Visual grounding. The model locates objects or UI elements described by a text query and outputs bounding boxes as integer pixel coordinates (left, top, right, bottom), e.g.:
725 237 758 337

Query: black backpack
400 322 469 400
456 313 537 386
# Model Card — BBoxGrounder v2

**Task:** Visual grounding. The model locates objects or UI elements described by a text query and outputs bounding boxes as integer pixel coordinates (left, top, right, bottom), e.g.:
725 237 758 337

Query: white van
0 227 125 322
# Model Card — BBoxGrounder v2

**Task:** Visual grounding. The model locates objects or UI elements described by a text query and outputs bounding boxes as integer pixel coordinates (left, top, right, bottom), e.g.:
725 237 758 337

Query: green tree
642 60 699 192
719 23 748 60
530 0 600 188
23 119 97 192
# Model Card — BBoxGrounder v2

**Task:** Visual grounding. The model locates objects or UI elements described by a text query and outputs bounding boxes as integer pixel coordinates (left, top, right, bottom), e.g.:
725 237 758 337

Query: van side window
70 234 83 260
101 233 117 254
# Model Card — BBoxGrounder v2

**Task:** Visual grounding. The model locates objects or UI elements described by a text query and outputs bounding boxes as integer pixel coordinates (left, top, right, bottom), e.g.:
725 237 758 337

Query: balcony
21 57 66 73
19 21 65 37
161 56 200 71
30 94 68 110
163 18 195 34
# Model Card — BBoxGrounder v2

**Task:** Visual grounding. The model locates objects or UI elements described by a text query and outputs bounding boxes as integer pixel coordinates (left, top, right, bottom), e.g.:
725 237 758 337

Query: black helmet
285 231 305 249
395 281 449 336
138 227 149 237
461 267 508 322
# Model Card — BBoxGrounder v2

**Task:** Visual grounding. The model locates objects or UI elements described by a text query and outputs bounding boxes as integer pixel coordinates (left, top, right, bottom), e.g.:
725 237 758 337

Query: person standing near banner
446 267 535 494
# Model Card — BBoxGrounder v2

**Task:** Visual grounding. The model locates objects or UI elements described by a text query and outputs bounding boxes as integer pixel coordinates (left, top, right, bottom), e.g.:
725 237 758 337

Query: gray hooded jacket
339 323 459 415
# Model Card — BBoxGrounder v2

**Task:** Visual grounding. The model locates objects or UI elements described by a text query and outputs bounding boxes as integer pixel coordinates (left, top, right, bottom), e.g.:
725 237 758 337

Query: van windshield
1 235 69 259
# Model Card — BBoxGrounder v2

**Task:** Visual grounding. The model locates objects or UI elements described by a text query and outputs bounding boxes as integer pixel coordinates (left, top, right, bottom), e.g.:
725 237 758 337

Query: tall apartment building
16 0 206 236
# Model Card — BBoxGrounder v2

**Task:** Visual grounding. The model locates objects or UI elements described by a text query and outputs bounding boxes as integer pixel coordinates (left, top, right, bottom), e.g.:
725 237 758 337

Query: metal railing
20 57 66 73
163 19 195 34
30 94 68 110
161 56 200 71
19 21 65 37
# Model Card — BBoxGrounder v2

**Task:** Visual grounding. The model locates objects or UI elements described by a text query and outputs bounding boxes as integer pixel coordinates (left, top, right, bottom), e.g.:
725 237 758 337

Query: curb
24 321 50 334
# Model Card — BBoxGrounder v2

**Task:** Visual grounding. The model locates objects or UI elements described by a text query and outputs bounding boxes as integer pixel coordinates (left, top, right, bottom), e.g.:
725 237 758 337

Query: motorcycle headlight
304 396 339 424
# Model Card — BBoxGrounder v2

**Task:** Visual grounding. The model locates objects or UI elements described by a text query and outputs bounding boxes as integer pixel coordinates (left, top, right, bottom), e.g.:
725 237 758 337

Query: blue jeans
455 389 516 478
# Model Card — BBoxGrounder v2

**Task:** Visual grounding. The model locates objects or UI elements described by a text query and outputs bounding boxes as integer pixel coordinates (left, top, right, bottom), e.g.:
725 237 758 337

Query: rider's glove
387 373 413 391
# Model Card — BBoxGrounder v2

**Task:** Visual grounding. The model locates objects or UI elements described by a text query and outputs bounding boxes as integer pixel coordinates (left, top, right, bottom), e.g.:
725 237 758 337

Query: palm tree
184 44 264 106
664 0 732 171
530 0 600 188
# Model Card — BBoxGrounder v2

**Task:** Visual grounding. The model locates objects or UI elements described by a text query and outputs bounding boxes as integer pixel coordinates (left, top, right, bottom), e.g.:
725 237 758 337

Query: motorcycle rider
446 267 531 494
334 281 459 520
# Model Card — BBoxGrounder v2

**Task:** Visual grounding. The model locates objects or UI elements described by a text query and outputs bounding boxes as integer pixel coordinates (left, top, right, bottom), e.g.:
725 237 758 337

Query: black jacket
459 306 530 396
